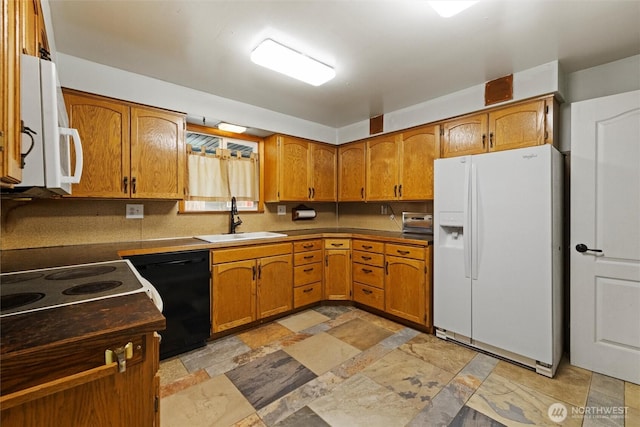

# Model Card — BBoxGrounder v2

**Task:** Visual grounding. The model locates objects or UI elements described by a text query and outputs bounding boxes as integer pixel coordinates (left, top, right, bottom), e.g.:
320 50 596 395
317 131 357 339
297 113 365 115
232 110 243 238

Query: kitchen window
179 125 262 213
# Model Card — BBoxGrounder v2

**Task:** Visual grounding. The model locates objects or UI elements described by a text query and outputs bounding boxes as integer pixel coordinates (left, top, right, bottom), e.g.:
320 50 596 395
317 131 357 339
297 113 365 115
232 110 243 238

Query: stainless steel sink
194 231 287 243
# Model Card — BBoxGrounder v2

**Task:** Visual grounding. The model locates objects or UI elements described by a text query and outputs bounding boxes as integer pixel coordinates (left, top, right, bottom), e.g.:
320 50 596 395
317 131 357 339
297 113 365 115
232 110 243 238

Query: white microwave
18 54 83 196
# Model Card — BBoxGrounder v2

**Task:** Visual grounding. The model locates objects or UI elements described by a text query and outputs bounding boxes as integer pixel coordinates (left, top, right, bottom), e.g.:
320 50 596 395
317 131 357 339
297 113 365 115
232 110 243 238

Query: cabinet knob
131 177 137 194
482 134 486 148
123 177 128 193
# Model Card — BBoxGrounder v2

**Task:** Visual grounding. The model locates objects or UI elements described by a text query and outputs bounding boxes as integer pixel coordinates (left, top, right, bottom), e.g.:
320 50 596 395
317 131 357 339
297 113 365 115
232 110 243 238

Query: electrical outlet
277 205 286 215
389 214 395 220
126 204 144 219
381 204 388 215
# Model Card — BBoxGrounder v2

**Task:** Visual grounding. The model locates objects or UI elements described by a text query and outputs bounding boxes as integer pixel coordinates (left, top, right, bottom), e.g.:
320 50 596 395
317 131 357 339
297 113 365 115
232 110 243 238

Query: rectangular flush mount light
251 39 335 86
218 122 247 133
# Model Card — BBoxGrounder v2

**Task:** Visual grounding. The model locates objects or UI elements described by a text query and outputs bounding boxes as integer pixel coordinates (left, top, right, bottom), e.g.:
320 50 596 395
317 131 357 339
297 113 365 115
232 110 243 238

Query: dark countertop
0 293 165 395
1 228 432 273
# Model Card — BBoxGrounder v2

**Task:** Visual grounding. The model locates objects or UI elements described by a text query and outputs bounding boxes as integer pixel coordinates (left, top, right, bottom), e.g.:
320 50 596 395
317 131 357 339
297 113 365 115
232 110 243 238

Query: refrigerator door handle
471 164 479 280
463 160 471 279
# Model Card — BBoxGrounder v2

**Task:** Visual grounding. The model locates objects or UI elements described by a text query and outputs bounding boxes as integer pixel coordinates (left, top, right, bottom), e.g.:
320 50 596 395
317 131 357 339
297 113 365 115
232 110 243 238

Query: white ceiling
48 0 640 129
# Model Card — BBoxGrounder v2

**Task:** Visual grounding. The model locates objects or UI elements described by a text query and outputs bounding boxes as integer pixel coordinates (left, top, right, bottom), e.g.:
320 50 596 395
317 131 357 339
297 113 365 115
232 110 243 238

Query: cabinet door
130 106 185 199
65 91 131 198
19 0 39 56
212 259 256 332
0 332 158 426
385 255 426 324
366 134 400 200
310 143 336 201
441 113 487 158
1 0 22 185
338 142 366 201
489 99 545 152
324 249 352 300
257 254 293 319
280 136 311 200
400 125 438 200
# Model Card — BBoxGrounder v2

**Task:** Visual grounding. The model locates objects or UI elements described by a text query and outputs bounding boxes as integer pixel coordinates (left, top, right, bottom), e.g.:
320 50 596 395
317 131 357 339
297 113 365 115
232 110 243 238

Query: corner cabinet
338 142 366 201
323 238 352 300
441 95 557 158
264 134 336 202
63 89 185 199
211 243 292 333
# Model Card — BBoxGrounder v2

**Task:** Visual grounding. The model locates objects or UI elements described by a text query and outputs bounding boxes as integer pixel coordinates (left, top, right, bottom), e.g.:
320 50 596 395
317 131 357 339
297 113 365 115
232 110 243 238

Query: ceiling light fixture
428 1 478 18
218 122 247 134
250 39 335 86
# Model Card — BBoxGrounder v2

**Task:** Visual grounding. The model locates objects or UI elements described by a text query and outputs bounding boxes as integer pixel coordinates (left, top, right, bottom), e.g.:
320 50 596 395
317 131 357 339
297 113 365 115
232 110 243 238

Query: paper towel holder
292 204 316 221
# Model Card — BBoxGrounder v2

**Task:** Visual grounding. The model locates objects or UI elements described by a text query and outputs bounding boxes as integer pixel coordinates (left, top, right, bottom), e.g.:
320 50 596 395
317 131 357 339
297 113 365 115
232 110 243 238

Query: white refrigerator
434 144 563 377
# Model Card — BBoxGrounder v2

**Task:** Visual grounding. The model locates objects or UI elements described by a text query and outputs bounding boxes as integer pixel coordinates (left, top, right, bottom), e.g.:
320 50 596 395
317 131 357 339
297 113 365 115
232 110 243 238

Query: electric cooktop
0 260 154 317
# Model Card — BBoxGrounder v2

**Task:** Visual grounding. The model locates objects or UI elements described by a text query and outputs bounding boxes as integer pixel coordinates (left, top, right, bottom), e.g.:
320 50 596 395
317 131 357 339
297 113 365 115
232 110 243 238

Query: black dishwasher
125 250 210 360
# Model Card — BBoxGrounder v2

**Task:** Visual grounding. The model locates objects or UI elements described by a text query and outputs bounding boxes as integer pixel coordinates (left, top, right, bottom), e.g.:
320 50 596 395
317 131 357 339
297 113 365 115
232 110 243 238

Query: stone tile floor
159 306 640 427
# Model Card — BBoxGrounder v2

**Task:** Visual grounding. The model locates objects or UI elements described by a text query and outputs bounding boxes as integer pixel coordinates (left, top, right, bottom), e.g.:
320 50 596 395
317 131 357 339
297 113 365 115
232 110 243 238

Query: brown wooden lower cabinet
0 332 161 427
324 239 352 300
353 283 384 311
211 243 293 333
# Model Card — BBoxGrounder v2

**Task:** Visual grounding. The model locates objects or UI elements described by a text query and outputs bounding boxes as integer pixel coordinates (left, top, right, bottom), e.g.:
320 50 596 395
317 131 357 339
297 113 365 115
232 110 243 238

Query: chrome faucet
229 196 242 234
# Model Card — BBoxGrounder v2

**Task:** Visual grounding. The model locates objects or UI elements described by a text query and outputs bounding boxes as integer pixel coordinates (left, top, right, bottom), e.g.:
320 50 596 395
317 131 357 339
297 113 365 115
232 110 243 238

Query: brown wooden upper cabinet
2 0 50 186
338 141 366 201
64 89 185 199
365 124 438 201
1 0 23 185
264 134 336 202
441 96 556 158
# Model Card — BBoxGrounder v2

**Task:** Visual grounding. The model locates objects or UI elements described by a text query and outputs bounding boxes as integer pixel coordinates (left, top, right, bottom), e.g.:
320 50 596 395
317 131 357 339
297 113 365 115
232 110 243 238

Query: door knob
575 243 603 253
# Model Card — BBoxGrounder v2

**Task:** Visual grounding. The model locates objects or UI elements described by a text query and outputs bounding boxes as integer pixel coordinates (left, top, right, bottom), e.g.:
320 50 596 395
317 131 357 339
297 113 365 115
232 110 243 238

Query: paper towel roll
293 209 316 220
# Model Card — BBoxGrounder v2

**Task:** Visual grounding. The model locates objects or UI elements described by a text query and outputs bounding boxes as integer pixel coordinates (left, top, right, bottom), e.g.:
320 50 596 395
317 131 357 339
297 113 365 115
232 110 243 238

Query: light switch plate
277 205 286 215
126 204 144 219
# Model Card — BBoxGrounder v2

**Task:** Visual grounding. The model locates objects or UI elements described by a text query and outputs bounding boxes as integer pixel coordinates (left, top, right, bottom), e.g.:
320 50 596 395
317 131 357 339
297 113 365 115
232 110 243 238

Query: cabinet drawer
293 239 323 252
294 250 322 266
294 283 322 308
352 263 384 289
352 250 384 267
385 243 425 260
353 283 384 311
212 243 291 264
294 263 322 286
352 240 384 253
324 238 350 249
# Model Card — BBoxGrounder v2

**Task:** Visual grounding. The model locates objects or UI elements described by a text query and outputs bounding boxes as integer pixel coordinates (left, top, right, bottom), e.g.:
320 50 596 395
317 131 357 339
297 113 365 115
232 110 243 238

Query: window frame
179 123 265 214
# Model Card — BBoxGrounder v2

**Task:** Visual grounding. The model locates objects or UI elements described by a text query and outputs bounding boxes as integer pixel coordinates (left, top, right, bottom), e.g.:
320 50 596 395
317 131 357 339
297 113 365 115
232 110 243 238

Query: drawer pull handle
303 268 314 272
361 256 372 261
303 287 314 293
362 268 372 273
362 289 373 295
303 255 314 259
331 243 344 247
303 244 314 249
397 250 410 255
362 245 373 249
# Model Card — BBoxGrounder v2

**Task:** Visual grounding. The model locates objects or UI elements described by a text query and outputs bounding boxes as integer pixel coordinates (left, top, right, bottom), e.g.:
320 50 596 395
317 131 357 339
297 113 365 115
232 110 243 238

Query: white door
571 90 640 384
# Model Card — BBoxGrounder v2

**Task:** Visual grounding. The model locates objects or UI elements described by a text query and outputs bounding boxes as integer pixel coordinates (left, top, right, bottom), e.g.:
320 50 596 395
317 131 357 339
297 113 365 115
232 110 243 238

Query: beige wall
0 199 432 250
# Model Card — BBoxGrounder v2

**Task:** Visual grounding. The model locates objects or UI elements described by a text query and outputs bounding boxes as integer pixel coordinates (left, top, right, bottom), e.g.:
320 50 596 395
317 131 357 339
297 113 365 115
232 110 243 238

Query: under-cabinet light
428 1 478 18
250 39 335 86
218 123 247 134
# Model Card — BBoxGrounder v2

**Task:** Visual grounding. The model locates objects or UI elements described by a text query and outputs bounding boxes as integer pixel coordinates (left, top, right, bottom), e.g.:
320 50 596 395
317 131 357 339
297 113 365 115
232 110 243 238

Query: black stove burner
62 281 123 296
1 272 44 284
1 292 46 310
45 266 117 281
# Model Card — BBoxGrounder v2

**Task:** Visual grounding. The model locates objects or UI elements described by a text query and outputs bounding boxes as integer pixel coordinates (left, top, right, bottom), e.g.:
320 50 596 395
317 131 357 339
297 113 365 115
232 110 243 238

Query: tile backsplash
0 199 432 250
